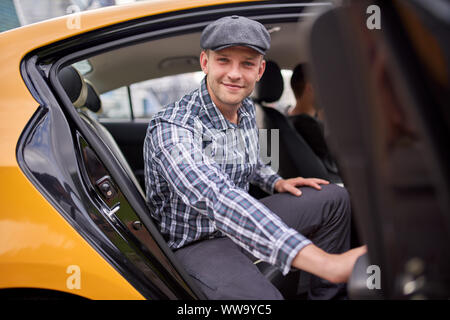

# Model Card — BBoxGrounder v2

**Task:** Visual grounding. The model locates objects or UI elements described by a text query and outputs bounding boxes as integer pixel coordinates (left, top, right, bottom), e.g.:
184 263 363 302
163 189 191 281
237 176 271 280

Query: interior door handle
102 203 120 222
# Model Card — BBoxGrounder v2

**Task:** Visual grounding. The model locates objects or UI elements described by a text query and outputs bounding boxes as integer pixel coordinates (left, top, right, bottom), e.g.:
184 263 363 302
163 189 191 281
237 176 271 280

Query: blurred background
1 0 138 33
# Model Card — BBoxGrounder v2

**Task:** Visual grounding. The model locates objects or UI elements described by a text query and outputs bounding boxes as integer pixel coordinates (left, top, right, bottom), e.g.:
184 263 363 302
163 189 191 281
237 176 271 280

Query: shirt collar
199 76 252 130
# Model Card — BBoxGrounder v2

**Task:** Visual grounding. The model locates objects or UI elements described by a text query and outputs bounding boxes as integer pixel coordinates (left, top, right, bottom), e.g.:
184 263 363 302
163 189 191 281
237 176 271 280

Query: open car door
308 1 450 299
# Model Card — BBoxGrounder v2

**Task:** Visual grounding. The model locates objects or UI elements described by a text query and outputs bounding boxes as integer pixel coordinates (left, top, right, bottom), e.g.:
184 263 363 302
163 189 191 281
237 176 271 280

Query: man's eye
244 62 255 67
218 58 229 63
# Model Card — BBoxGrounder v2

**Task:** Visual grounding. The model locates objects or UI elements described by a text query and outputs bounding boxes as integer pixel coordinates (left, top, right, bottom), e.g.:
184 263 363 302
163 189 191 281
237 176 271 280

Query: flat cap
200 15 270 55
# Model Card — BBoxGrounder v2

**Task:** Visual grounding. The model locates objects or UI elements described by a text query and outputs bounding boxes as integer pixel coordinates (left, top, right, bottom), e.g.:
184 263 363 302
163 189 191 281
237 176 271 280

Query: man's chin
222 92 250 104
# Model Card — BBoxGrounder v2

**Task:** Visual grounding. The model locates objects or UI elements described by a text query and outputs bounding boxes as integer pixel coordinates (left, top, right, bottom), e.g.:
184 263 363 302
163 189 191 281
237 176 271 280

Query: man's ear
200 50 209 75
256 58 266 82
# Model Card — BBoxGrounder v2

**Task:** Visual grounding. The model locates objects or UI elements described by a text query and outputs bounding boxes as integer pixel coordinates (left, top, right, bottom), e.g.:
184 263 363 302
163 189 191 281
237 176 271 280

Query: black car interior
254 60 342 183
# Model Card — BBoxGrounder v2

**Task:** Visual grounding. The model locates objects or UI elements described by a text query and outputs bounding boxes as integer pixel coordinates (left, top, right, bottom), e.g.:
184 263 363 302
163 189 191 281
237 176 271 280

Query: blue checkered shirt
144 77 311 275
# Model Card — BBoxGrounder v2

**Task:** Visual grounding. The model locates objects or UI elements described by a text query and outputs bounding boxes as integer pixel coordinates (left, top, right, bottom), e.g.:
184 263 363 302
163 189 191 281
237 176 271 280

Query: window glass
98 69 296 121
99 86 131 120
73 60 93 75
130 71 204 119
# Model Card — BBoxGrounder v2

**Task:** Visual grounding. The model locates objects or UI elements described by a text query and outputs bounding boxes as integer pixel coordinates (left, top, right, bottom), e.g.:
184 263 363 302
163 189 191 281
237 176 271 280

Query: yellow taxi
0 0 448 299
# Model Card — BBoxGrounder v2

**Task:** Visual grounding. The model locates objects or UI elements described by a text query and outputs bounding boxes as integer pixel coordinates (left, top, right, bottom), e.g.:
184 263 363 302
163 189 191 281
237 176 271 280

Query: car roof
0 0 257 167
0 0 254 56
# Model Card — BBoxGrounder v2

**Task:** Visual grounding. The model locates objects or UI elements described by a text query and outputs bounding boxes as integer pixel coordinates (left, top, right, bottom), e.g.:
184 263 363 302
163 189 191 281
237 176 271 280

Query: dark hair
290 63 308 98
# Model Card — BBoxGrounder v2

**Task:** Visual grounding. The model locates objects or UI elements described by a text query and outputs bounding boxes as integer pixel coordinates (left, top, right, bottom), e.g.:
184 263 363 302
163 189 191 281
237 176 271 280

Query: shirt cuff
270 229 312 275
267 175 283 194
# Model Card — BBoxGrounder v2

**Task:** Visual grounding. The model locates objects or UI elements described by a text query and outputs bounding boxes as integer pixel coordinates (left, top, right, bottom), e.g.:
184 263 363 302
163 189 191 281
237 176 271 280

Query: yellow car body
0 0 251 300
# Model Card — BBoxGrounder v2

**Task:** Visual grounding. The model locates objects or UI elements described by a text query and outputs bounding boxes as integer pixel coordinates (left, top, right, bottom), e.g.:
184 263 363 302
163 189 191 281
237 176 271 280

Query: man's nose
227 62 242 80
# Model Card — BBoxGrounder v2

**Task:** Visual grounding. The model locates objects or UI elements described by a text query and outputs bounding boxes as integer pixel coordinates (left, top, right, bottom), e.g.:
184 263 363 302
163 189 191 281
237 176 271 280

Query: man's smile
222 82 244 91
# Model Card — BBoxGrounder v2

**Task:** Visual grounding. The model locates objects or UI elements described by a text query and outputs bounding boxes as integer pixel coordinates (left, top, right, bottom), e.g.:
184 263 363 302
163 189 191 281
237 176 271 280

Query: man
144 15 366 299
288 64 320 118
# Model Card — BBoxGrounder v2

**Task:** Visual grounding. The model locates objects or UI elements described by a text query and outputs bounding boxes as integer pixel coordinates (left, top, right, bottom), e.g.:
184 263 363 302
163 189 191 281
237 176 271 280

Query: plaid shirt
144 77 311 275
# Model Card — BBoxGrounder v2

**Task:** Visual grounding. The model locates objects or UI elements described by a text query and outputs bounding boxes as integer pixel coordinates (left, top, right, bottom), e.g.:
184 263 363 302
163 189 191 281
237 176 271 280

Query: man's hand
274 177 330 196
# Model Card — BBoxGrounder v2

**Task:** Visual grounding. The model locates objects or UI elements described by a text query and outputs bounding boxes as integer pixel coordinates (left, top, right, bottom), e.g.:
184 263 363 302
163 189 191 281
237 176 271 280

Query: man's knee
321 184 350 208
321 184 351 225
323 183 349 200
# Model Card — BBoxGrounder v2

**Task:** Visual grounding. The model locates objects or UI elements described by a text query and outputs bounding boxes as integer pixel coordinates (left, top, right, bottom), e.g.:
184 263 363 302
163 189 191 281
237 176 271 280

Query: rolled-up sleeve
147 121 311 275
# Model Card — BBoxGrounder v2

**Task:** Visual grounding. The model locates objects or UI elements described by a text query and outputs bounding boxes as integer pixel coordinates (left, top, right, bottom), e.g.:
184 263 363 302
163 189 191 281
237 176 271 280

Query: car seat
255 60 341 183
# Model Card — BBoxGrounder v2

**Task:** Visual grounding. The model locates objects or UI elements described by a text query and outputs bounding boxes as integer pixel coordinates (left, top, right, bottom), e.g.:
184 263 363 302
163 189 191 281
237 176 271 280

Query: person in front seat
144 15 366 299
287 64 332 164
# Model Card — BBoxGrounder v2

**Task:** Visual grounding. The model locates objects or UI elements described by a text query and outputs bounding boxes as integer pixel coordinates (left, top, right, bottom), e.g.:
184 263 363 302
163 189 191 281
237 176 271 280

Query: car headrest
255 60 284 103
58 66 102 113
84 80 102 113
58 66 88 108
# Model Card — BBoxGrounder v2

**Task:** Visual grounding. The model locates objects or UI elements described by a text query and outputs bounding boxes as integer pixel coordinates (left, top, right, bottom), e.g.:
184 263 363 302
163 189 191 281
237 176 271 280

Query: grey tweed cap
200 15 270 55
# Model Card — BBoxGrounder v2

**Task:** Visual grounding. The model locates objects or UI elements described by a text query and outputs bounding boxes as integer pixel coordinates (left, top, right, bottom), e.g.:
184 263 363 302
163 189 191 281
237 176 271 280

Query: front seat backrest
256 60 284 104
255 61 331 180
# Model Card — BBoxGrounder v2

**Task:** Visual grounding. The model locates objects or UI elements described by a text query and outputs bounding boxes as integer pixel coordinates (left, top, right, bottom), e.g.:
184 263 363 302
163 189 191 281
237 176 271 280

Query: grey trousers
173 183 351 300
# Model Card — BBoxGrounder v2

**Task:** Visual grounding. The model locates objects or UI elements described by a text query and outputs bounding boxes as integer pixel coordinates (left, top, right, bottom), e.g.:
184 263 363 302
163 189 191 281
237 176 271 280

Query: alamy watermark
66 264 81 290
366 5 381 30
366 264 381 290
66 4 82 30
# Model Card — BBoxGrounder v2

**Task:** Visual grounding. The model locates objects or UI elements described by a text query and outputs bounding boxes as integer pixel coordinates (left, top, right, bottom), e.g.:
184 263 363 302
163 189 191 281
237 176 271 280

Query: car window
130 71 204 119
99 86 132 120
98 69 296 121
98 71 204 120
